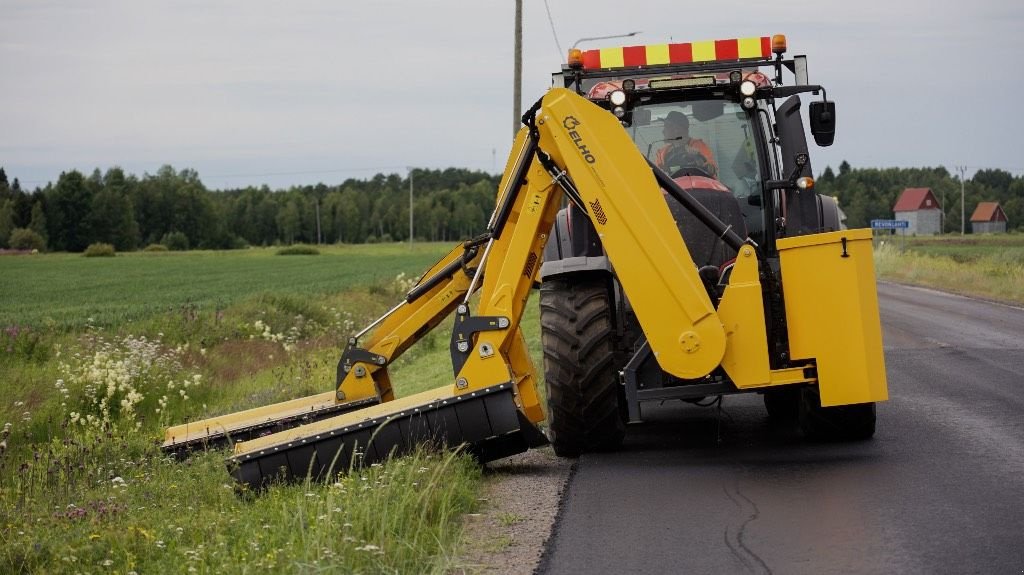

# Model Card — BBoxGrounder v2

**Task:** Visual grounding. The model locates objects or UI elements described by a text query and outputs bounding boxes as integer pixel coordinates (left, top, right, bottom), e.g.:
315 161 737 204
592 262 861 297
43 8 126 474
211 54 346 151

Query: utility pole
513 0 522 138
408 168 414 247
940 188 945 234
315 198 322 244
958 165 967 235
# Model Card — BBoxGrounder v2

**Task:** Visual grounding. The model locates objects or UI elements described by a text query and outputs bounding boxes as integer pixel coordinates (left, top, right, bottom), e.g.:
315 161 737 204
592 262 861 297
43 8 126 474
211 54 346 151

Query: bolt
456 378 469 389
376 357 386 365
336 390 346 401
457 304 469 315
457 341 470 353
498 318 510 329
680 331 701 353
353 365 366 378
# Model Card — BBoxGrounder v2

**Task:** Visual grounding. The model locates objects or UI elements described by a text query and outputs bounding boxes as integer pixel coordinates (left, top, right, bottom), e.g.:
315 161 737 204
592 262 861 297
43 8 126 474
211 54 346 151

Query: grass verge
0 245 486 574
874 237 1024 305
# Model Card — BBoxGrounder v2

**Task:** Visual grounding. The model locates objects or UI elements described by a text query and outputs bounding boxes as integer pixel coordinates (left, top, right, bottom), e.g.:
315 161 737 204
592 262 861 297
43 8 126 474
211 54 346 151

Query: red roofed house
893 188 942 235
970 202 1008 234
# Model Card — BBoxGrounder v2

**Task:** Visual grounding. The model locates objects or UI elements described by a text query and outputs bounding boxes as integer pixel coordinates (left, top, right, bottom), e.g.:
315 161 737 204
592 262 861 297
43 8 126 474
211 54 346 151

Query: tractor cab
550 35 839 254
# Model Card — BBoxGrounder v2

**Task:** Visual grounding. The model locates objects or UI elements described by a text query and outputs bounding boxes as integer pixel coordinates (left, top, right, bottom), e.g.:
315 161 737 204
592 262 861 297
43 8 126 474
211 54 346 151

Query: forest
0 162 1020 252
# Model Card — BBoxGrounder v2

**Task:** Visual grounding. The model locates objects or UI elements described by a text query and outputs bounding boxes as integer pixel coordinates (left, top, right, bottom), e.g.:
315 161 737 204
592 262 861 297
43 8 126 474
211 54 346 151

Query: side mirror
809 101 836 146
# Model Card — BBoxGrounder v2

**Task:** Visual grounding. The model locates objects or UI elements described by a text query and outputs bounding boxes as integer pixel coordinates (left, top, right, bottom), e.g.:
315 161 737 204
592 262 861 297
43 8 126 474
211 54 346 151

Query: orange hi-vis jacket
655 138 718 178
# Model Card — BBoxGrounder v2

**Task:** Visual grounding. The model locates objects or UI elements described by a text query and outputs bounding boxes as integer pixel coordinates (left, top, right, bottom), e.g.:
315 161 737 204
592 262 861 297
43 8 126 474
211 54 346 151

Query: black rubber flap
228 383 546 489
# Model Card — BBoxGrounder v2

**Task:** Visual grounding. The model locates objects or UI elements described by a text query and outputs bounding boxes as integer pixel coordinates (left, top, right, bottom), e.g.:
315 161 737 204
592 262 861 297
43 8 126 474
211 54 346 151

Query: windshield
624 99 766 243
626 100 761 198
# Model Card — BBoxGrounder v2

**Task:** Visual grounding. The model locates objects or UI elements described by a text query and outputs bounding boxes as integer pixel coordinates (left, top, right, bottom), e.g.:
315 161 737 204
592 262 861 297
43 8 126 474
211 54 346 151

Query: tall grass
1 439 478 574
874 240 1024 304
0 250 485 574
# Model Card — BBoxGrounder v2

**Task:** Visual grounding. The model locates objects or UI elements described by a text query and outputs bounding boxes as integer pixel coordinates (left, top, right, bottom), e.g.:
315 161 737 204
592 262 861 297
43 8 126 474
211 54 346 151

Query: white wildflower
355 544 380 552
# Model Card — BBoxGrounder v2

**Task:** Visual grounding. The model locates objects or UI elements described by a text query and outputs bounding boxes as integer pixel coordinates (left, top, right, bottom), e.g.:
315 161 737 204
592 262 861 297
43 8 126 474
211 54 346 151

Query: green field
0 243 510 574
1 244 451 330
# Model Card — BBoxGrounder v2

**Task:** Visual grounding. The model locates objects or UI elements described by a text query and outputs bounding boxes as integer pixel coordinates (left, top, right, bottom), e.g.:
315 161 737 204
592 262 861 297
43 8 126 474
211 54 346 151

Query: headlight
609 90 627 106
741 97 756 110
740 80 757 97
613 106 626 118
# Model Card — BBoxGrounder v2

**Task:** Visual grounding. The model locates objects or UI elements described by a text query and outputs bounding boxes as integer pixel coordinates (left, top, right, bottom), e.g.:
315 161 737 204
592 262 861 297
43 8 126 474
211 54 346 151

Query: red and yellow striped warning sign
581 37 771 70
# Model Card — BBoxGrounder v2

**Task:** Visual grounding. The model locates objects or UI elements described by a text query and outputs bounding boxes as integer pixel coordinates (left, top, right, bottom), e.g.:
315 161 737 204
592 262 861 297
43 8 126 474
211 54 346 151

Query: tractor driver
655 111 719 179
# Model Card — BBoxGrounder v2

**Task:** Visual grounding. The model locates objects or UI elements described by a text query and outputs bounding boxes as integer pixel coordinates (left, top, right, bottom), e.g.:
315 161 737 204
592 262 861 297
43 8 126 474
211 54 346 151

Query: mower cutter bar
228 383 547 489
162 392 378 456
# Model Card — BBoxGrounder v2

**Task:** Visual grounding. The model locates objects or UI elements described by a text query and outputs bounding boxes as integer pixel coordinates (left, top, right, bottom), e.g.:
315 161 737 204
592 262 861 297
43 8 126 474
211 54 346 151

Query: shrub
276 244 320 256
1 325 49 364
161 231 190 251
83 242 116 257
8 228 46 251
143 243 169 252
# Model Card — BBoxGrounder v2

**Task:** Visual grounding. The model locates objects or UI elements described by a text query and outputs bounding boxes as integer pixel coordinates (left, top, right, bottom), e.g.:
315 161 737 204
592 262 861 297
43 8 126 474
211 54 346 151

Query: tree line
0 166 500 251
815 162 1023 232
1 161 1021 252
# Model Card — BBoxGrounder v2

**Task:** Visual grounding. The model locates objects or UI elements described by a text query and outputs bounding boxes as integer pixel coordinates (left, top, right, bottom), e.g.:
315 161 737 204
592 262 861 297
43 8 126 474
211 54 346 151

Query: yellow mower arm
162 239 484 452
216 88 744 487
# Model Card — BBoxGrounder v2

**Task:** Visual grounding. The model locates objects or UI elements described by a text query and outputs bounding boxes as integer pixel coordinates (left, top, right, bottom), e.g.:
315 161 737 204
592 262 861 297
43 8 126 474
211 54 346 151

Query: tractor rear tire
541 276 625 457
763 386 801 423
798 385 876 440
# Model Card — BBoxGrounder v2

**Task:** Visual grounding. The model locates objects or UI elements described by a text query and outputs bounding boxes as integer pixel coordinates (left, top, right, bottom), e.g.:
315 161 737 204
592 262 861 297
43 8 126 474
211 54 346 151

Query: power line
542 0 563 59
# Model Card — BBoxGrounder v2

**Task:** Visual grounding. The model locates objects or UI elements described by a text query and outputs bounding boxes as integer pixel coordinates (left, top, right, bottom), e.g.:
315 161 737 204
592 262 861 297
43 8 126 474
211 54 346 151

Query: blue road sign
871 219 910 230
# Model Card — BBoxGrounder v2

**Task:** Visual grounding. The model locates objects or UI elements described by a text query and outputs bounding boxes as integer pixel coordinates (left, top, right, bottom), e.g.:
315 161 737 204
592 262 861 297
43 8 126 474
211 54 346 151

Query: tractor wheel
798 385 876 440
763 386 801 422
541 276 625 457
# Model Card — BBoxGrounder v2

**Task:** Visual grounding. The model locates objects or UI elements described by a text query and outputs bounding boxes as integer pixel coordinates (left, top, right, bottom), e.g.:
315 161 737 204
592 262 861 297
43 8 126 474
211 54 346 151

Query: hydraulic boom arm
168 88 771 487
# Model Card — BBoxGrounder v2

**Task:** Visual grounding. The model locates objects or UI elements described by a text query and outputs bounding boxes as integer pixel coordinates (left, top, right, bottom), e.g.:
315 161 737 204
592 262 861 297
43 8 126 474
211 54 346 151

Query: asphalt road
539 282 1024 574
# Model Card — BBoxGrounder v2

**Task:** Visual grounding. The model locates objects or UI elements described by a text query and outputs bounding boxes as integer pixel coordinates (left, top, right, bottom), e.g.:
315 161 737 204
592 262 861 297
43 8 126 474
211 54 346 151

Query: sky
2 0 1022 190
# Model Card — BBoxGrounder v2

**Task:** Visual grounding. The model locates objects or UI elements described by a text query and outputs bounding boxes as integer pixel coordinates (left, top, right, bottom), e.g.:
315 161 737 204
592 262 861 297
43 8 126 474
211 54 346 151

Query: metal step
162 392 378 456
228 383 548 489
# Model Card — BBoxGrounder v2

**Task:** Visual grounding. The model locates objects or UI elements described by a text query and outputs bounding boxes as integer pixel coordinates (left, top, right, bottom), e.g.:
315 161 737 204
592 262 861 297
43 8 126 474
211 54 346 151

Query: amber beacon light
771 34 787 55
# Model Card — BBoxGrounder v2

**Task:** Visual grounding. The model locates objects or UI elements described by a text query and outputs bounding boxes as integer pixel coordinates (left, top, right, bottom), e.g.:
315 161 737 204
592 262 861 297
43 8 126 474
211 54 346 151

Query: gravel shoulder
449 447 574 575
